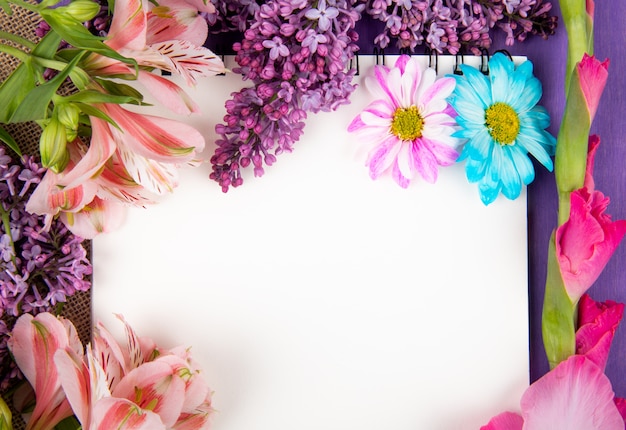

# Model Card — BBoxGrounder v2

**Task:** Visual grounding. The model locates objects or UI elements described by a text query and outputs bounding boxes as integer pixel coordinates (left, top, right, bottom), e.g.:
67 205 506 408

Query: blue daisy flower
447 52 556 205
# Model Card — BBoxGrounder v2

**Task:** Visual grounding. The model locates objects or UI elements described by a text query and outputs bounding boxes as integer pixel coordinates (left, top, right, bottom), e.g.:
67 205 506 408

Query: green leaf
0 395 12 430
54 415 81 430
41 13 137 71
0 125 22 157
0 0 11 14
10 51 85 123
0 63 36 123
65 89 139 105
75 103 119 128
95 79 146 105
0 31 63 122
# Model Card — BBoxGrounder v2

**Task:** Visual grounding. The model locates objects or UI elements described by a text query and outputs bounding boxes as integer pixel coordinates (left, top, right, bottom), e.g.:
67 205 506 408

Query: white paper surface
93 55 529 429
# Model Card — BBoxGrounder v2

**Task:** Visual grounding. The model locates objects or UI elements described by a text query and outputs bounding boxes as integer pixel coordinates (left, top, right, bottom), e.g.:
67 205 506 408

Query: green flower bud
56 0 100 22
57 103 81 142
57 103 80 131
40 117 69 172
0 396 12 430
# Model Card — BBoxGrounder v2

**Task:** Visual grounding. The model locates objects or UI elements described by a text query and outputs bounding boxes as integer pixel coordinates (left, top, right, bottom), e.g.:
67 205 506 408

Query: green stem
542 233 577 369
0 31 36 51
0 44 30 63
5 0 39 12
0 203 17 268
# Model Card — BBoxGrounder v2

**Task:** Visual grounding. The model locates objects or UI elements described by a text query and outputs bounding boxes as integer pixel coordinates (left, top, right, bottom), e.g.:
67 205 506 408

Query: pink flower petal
576 294 625 371
556 137 626 302
61 196 126 239
107 0 148 52
55 347 91 426
480 411 524 430
7 314 76 430
93 397 166 429
135 71 200 115
577 54 609 122
103 103 205 162
521 355 623 429
112 361 186 427
151 41 225 86
367 135 401 179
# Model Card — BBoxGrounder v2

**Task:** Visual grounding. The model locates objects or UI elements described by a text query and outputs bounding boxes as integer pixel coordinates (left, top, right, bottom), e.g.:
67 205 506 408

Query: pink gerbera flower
348 55 460 187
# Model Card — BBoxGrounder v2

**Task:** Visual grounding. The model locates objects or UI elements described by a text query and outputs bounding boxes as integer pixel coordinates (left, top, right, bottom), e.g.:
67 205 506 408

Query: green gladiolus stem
554 63 591 225
542 233 577 369
559 0 594 91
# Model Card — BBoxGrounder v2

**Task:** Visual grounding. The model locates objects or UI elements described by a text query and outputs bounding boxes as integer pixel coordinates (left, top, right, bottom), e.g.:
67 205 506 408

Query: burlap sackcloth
1 3 92 427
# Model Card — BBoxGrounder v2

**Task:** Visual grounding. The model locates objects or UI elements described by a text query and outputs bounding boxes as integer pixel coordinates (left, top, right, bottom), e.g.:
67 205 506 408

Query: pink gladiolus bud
577 54 609 122
556 136 626 302
575 294 625 371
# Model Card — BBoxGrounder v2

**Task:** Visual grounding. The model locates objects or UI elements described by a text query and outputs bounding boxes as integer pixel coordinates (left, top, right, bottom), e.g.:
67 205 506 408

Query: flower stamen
485 102 520 145
391 106 424 141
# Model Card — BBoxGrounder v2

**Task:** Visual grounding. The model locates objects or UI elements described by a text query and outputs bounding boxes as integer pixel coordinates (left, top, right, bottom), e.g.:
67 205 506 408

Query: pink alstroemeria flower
556 136 626 302
576 294 625 371
9 313 213 430
55 315 214 430
7 313 82 430
27 102 204 237
481 355 623 430
86 0 225 114
348 55 460 188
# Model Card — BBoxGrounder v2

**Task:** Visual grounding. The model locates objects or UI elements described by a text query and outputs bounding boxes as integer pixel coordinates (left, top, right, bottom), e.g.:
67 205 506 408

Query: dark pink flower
577 54 609 122
575 294 624 371
556 135 626 302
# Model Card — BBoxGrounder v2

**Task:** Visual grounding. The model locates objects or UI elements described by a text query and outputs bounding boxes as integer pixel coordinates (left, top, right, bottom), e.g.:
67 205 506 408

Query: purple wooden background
351 2 626 392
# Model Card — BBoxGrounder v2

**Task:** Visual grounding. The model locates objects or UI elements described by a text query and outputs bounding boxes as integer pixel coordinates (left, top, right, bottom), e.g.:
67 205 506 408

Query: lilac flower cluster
206 0 261 33
366 0 557 55
209 0 365 192
0 146 92 390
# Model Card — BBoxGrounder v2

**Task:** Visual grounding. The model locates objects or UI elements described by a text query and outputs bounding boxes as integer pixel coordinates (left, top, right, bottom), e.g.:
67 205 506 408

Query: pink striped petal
102 103 204 162
118 147 179 195
55 347 91 426
147 0 208 46
151 41 226 85
112 361 186 427
61 196 126 239
59 122 117 190
420 76 456 107
135 71 200 115
8 314 76 430
155 353 210 413
107 0 148 51
172 400 213 430
367 135 401 179
93 398 166 430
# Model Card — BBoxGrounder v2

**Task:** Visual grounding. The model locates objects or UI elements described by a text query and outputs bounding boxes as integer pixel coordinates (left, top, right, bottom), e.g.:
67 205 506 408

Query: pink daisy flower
348 55 461 187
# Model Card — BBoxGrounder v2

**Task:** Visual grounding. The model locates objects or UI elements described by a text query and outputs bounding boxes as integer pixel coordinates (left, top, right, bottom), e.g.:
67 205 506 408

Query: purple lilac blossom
0 147 92 390
209 0 366 192
366 0 557 55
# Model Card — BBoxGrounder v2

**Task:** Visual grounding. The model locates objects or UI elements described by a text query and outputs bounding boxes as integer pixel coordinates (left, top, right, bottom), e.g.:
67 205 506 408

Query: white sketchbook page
92 55 529 429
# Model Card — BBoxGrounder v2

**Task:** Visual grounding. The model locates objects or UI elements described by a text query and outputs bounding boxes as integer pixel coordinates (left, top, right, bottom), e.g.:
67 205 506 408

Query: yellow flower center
391 106 424 141
485 102 520 145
